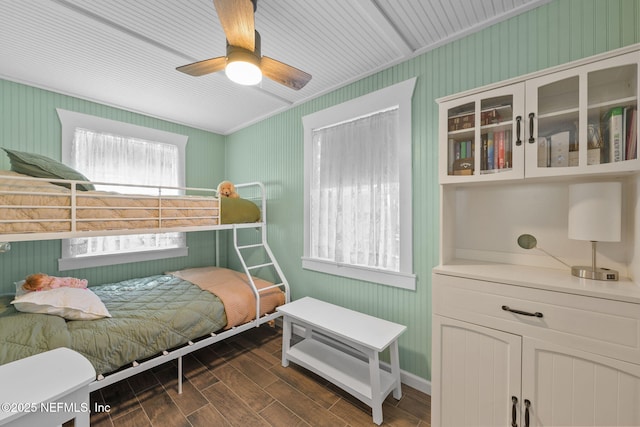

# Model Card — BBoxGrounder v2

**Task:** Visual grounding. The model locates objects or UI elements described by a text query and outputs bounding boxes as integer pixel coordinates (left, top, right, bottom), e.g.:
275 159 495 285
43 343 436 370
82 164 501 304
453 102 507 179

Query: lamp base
571 266 618 281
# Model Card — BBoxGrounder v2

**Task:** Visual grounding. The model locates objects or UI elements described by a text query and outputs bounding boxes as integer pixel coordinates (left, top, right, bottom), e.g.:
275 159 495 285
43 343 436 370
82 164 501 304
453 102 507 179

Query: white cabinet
432 268 640 427
439 46 639 183
434 44 640 426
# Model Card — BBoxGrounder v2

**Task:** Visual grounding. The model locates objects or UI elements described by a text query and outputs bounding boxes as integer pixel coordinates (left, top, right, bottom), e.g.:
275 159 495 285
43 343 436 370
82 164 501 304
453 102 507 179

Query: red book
497 131 505 169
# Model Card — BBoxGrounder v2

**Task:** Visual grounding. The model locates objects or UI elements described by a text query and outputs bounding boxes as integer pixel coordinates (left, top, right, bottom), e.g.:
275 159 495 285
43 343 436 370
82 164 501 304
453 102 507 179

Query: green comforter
0 275 227 375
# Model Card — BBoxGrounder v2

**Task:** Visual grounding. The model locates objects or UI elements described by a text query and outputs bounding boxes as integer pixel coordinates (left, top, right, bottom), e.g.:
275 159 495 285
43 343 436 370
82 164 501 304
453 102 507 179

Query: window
302 78 416 290
56 109 188 270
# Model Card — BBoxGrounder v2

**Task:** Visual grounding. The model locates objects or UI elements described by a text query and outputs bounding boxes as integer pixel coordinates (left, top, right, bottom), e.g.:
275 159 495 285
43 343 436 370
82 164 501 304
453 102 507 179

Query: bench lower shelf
285 337 396 406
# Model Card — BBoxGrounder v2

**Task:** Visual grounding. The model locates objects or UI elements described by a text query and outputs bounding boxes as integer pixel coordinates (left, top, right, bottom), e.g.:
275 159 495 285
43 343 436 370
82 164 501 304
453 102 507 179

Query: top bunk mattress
0 170 261 236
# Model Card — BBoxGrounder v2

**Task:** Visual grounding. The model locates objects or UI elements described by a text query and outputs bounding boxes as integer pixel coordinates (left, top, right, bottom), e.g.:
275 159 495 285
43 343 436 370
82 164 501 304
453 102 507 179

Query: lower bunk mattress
0 268 284 376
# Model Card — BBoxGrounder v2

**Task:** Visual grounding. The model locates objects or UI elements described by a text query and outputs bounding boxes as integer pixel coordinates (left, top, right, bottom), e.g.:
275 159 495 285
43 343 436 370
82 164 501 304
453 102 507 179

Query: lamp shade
568 181 621 242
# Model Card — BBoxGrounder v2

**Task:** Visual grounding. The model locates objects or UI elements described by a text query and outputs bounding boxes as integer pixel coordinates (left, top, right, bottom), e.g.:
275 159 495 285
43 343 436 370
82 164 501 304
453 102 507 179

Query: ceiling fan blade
213 0 255 51
176 57 226 76
261 56 311 90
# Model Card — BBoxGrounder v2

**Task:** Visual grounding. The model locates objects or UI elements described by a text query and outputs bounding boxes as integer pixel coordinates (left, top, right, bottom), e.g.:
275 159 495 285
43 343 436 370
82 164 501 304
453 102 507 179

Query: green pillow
220 197 261 224
3 148 95 191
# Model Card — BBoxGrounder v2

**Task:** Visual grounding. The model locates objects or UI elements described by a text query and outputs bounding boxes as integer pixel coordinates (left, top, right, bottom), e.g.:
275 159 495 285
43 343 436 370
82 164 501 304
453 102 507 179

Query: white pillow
11 287 111 320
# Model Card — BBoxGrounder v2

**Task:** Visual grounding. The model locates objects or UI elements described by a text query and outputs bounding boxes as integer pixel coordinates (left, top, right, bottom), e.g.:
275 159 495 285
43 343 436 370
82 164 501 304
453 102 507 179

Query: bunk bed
0 170 290 393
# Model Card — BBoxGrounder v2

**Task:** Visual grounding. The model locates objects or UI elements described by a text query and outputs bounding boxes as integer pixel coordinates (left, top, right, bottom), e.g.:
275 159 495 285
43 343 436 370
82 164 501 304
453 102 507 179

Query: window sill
58 247 188 271
302 257 416 290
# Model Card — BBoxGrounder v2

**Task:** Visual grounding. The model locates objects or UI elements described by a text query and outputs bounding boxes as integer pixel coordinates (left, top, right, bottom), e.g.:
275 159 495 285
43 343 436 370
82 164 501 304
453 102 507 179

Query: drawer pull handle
511 396 518 427
524 399 531 427
502 305 543 318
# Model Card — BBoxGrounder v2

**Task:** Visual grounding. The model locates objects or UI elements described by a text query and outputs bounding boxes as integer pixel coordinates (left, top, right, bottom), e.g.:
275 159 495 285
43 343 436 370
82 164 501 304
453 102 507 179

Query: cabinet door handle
524 399 531 427
515 116 522 146
511 396 518 427
528 112 535 144
502 305 543 318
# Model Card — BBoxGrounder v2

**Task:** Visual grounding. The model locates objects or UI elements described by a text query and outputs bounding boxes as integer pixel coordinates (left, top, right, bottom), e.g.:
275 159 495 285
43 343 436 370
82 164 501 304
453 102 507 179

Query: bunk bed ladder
233 223 291 328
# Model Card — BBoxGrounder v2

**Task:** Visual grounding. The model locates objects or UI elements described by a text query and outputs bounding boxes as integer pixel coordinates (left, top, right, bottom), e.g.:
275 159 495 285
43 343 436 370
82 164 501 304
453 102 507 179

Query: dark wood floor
83 326 431 426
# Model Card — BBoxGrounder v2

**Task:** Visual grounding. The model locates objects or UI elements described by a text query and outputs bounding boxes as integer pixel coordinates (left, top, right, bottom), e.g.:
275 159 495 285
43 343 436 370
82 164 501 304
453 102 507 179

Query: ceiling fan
176 0 311 90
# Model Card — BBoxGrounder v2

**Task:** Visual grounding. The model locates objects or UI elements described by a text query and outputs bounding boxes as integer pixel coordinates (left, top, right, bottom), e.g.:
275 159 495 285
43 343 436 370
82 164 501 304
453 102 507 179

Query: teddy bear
217 180 240 199
23 273 88 292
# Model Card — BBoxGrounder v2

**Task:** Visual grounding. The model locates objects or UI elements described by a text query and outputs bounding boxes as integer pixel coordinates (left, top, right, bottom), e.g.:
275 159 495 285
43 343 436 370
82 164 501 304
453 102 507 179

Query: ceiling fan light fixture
225 49 262 86
177 6 311 89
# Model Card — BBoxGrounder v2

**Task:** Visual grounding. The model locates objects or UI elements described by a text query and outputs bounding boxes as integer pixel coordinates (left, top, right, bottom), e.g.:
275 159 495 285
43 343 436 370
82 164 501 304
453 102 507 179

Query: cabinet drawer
433 273 640 364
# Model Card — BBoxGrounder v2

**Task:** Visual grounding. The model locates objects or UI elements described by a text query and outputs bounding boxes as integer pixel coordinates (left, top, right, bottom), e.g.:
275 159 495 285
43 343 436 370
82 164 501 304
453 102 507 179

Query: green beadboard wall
0 80 227 293
224 0 640 383
0 0 637 385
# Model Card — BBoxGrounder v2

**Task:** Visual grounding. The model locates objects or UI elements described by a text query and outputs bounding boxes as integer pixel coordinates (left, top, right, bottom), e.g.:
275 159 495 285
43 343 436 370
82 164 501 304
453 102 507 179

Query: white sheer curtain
72 128 180 193
309 108 400 271
68 128 184 257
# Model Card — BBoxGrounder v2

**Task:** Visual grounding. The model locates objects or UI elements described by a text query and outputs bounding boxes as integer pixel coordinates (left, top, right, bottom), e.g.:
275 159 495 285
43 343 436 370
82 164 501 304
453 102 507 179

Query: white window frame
302 78 416 290
56 108 188 270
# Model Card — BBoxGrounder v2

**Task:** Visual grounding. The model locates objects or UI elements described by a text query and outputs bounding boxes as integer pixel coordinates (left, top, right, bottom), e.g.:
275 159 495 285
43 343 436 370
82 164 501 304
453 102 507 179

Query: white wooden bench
278 297 407 425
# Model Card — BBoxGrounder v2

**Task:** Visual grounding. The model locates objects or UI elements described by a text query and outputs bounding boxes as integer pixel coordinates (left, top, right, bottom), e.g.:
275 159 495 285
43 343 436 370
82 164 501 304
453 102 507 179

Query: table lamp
568 181 621 281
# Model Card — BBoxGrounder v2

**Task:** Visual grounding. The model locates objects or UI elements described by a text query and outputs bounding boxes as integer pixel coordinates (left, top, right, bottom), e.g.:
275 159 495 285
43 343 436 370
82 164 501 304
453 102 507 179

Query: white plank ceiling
0 0 550 134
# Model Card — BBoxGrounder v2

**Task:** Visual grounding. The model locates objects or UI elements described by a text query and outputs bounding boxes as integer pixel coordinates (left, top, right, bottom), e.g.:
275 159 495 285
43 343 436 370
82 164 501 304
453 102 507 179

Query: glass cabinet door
446 102 475 176
526 51 638 177
534 76 579 169
479 95 516 174
587 63 637 165
440 83 525 183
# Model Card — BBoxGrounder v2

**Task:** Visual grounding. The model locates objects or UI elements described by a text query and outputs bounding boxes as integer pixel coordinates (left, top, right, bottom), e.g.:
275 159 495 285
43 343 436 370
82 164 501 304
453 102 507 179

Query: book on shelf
504 130 512 168
480 130 512 173
604 106 624 162
480 134 487 171
625 107 637 161
497 131 505 169
480 108 499 126
452 140 471 159
481 104 513 125
447 139 456 174
487 131 494 170
448 111 474 132
447 104 513 132
460 141 473 159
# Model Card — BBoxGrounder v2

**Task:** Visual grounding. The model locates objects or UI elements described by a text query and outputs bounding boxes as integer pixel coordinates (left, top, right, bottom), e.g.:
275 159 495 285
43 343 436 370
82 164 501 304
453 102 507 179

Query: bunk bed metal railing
0 174 271 242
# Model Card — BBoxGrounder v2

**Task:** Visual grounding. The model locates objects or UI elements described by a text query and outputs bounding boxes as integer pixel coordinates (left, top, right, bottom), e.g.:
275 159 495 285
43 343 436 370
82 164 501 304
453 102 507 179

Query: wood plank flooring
83 326 431 426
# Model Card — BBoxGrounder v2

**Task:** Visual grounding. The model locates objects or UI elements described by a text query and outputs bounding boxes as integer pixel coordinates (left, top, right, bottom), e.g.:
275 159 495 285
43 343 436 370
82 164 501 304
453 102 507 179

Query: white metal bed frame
0 175 259 241
0 177 290 394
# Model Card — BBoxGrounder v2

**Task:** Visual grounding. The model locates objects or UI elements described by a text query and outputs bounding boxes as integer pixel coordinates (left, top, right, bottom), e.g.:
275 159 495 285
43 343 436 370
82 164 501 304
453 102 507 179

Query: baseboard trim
397 367 431 396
